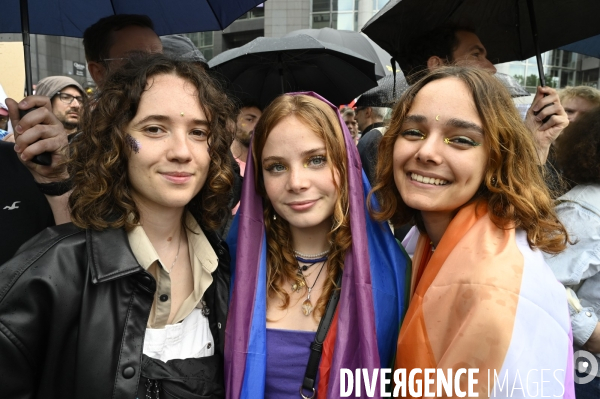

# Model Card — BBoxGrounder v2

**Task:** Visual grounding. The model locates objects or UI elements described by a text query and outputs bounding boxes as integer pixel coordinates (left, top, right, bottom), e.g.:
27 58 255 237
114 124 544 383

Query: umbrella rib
206 1 221 30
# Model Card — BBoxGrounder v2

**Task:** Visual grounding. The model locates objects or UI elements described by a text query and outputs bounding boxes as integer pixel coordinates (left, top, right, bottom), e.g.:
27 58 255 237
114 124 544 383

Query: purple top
265 328 316 399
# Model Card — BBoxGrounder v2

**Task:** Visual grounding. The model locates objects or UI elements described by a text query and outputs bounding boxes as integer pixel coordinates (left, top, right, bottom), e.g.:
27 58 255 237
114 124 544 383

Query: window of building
312 0 359 31
185 32 214 61
237 4 265 19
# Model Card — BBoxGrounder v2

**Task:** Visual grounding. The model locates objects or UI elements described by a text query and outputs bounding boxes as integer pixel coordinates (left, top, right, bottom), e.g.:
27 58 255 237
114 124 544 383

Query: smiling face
393 77 488 222
261 115 339 234
126 73 211 215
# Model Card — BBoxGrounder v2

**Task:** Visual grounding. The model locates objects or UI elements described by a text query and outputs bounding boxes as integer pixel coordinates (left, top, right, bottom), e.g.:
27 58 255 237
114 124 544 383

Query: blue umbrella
3 0 265 37
560 34 600 59
3 0 265 95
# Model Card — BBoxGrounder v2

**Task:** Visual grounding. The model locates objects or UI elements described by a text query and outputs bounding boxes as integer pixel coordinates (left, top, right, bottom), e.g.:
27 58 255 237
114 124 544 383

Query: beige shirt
127 213 218 329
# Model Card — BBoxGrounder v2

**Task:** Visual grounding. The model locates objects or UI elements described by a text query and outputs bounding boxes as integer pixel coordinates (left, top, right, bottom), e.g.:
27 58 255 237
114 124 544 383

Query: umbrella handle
526 0 546 87
20 0 34 96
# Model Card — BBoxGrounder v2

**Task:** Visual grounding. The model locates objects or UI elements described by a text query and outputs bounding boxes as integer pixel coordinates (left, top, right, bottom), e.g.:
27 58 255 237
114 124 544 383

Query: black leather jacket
0 222 230 399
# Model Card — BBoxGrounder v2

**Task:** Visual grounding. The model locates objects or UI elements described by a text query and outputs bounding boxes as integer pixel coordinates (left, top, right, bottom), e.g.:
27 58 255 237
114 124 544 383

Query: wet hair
555 108 600 186
559 86 600 109
69 54 235 231
83 14 155 63
399 26 474 84
252 94 351 319
370 66 568 254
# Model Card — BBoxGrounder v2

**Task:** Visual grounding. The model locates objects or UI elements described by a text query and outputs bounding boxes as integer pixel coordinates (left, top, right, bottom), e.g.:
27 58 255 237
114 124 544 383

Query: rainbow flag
225 92 409 399
395 202 574 398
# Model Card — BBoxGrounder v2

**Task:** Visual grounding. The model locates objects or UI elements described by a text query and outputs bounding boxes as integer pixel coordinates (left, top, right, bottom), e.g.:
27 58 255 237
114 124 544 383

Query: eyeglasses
56 92 84 105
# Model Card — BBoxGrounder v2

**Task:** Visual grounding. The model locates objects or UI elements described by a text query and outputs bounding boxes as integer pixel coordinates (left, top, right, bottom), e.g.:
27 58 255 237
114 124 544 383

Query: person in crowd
371 66 573 397
396 26 568 169
342 107 359 144
559 85 600 123
544 109 600 399
0 105 9 139
225 92 408 399
0 54 234 398
84 14 163 88
231 100 262 176
1 96 70 264
35 76 85 135
161 34 208 70
356 105 389 184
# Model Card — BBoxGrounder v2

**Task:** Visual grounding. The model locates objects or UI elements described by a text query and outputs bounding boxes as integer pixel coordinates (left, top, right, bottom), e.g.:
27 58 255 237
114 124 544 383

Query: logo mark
574 350 599 384
3 201 20 210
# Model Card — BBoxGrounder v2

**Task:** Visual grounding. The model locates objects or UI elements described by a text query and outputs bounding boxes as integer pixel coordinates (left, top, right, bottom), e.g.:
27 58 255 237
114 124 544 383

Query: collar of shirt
127 212 218 328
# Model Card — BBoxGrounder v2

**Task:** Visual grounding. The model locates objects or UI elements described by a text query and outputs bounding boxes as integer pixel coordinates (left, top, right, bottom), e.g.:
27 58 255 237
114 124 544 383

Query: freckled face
126 74 211 213
392 77 488 220
261 116 339 233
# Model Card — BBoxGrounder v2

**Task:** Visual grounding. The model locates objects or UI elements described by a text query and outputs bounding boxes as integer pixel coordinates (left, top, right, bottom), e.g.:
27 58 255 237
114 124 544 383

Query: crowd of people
0 13 599 399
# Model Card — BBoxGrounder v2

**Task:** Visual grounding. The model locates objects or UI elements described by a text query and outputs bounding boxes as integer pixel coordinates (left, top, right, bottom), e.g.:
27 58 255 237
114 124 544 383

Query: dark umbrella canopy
355 74 409 108
560 34 600 59
355 71 530 108
283 28 399 79
2 0 265 37
208 34 378 109
362 0 600 66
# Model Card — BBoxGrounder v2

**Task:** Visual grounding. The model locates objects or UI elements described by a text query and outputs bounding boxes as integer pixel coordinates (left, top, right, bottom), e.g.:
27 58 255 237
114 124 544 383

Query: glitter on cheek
125 134 141 154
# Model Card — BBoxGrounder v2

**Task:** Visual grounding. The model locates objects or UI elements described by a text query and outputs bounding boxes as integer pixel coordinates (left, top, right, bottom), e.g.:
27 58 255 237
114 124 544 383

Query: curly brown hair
555 108 600 186
252 94 351 319
69 54 235 231
369 66 568 254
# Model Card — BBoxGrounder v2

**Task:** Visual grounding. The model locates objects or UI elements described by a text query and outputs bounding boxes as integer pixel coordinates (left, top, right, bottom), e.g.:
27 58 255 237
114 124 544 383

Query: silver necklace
167 230 182 274
300 260 326 316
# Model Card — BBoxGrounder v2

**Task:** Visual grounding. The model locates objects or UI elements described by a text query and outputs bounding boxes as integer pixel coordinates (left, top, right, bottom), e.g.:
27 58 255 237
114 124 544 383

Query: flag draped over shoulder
395 202 574 398
225 92 409 399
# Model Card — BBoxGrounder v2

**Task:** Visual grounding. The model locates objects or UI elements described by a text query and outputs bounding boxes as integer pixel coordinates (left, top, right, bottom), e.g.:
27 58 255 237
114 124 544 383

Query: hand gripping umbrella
208 34 378 109
362 0 600 87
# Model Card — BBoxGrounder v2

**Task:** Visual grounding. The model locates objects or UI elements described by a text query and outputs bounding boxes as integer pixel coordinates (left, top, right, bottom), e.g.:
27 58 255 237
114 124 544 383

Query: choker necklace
299 261 326 316
167 230 183 274
293 249 330 265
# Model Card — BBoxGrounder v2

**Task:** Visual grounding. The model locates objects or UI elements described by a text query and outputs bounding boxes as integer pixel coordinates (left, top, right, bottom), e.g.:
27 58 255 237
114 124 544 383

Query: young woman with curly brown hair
545 108 600 399
225 93 408 399
0 54 235 398
370 66 574 397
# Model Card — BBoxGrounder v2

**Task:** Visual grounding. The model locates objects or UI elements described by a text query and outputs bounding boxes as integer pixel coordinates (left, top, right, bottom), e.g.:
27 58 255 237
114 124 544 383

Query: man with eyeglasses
35 76 85 135
83 15 162 88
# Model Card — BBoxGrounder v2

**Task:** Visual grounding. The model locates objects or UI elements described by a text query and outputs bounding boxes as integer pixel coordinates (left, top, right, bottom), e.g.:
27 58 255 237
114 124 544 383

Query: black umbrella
208 34 378 109
355 74 410 108
283 28 399 79
355 71 530 108
362 0 600 87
